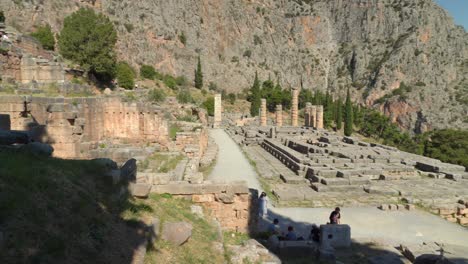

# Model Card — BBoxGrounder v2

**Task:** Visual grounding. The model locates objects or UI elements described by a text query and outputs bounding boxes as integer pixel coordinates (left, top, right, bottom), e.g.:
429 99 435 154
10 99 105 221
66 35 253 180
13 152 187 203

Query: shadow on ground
0 147 154 264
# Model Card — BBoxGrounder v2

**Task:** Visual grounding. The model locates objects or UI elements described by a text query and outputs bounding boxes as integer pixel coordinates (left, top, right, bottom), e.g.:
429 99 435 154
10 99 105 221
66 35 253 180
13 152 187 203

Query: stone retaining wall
151 181 255 232
0 95 169 158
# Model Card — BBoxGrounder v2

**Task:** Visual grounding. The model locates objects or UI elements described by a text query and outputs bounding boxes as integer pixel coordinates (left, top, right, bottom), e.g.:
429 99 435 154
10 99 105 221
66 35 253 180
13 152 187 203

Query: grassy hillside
0 147 224 264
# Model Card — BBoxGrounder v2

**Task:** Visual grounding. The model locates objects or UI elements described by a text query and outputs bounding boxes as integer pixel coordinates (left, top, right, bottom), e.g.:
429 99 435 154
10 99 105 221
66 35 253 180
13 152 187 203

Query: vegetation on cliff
194 56 203 89
58 8 117 82
30 24 55 51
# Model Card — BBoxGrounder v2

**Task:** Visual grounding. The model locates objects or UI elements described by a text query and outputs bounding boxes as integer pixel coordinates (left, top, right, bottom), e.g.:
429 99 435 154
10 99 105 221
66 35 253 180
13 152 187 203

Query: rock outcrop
1 0 467 132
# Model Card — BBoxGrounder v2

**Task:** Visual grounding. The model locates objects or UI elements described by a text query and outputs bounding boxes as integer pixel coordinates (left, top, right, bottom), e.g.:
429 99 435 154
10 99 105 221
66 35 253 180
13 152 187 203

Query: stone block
438 208 455 216
458 217 468 225
364 186 399 196
215 193 235 204
458 208 468 216
388 204 398 211
130 183 152 198
192 194 215 203
162 222 192 246
320 224 351 248
406 204 415 211
379 204 389 211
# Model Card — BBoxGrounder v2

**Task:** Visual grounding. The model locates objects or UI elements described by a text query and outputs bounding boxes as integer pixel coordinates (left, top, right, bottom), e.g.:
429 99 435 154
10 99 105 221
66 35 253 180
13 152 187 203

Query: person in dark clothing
309 224 320 242
329 207 341 224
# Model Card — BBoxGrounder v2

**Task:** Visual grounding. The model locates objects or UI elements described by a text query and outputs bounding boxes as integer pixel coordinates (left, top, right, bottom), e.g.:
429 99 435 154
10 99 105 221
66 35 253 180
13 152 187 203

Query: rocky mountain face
1 0 467 133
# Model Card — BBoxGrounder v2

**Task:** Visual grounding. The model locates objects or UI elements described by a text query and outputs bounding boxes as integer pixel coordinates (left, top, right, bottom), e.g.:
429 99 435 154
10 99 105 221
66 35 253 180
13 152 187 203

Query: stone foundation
151 181 255 232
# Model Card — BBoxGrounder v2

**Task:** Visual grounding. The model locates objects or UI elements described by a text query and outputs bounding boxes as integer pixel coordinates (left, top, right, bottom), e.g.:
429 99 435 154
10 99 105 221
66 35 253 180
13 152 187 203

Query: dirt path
209 129 468 247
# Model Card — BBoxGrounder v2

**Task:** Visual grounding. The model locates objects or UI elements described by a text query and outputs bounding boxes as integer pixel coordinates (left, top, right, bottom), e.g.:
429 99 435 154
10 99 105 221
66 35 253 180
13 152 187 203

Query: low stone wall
151 181 255 233
0 95 169 158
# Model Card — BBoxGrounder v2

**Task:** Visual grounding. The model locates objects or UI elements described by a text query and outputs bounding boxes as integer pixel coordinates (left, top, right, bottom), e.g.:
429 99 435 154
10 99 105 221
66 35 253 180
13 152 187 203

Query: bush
140 65 157 80
169 124 181 140
148 89 166 103
116 62 135 89
175 76 187 86
58 8 117 82
202 97 215 116
163 75 177 90
179 32 186 45
31 24 55 50
0 11 5 23
208 82 218 91
227 93 236 104
177 89 193 104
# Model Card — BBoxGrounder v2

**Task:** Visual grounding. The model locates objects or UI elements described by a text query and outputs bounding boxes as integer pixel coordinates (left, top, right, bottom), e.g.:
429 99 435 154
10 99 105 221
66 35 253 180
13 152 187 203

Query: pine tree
194 56 203 89
344 88 353 136
249 72 261 116
336 97 343 130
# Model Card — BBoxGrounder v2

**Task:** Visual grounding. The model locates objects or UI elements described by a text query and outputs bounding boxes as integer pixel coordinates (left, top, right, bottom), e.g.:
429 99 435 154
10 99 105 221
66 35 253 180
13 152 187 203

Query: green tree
0 11 5 23
227 93 236 104
249 72 261 116
194 56 203 89
335 97 343 130
344 88 353 136
163 75 177 90
140 65 157 80
116 62 135 89
58 8 117 82
203 97 215 116
31 25 55 51
423 129 468 168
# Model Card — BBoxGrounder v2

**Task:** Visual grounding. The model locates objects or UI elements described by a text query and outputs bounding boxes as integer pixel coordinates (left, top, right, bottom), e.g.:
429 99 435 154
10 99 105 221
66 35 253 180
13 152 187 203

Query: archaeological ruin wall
0 95 169 158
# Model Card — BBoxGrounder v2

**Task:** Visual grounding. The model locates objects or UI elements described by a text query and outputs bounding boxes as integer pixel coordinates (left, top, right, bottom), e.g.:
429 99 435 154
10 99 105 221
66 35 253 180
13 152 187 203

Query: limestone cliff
1 0 467 132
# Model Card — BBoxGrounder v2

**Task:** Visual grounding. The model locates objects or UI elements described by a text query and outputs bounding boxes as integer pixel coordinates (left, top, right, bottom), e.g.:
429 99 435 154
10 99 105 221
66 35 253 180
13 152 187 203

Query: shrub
179 32 186 45
148 89 166 103
0 11 5 23
31 24 55 50
243 50 252 58
177 89 193 104
140 65 157 80
58 8 117 82
163 75 177 90
202 97 215 116
169 124 181 140
175 76 187 86
116 62 135 89
208 82 218 91
227 93 236 104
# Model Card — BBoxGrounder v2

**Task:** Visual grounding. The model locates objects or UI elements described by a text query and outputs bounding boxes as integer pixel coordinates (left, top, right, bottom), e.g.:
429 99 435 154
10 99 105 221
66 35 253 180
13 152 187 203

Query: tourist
285 226 297 241
267 218 280 235
329 207 341 224
309 224 320 242
258 192 268 218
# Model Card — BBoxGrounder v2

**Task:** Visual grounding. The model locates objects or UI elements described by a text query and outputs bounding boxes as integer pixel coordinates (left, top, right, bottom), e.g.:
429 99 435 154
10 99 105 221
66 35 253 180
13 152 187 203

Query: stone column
311 105 317 128
291 88 299 127
316 105 324 129
275 104 283 127
214 93 222 128
260 99 267 126
305 102 312 127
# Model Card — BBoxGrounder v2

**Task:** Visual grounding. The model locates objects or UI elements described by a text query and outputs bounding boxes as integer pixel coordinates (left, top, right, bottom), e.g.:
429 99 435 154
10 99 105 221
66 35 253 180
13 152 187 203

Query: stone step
310 183 364 193
280 173 307 184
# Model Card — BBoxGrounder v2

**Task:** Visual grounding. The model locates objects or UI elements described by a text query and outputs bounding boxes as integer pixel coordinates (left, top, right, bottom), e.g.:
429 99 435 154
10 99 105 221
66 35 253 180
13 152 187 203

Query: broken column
291 88 299 127
214 93 222 128
316 105 324 129
260 98 267 126
304 102 312 127
311 105 317 128
275 105 283 127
